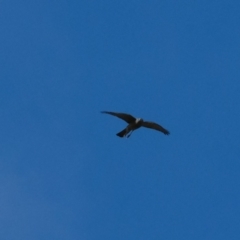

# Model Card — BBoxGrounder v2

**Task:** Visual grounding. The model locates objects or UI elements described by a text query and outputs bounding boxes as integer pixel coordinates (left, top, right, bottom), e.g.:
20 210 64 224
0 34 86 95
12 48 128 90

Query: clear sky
1 0 240 239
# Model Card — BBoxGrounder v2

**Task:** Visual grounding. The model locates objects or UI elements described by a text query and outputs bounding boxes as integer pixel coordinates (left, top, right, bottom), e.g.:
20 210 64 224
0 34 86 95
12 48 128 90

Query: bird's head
136 118 143 123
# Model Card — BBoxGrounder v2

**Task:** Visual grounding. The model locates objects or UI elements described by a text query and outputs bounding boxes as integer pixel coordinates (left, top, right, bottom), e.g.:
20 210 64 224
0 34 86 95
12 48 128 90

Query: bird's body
116 118 143 137
101 111 170 138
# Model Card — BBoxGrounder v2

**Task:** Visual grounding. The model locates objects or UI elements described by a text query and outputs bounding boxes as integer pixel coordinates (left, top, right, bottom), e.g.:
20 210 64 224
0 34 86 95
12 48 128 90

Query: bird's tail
116 128 127 137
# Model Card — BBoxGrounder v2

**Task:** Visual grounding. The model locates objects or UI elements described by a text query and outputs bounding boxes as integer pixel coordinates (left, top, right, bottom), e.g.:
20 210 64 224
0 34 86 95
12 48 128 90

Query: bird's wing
142 121 170 135
101 111 136 123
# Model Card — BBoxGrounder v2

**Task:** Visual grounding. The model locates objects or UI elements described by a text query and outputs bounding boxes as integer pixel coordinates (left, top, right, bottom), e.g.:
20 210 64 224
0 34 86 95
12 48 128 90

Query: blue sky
1 0 240 239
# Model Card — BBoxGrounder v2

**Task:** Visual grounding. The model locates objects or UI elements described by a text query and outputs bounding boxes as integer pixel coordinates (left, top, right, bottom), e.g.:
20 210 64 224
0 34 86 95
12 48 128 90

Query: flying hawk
101 111 170 138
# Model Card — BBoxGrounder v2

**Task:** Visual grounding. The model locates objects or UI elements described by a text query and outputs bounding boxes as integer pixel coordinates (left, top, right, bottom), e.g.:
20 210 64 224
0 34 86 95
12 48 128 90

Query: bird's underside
101 111 170 138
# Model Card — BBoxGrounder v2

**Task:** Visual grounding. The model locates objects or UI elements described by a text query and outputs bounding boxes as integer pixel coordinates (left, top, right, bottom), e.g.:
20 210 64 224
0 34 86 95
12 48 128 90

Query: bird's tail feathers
116 128 127 137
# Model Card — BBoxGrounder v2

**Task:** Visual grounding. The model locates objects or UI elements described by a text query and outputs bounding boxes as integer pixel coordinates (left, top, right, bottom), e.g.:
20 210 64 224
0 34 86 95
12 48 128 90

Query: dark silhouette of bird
101 111 170 138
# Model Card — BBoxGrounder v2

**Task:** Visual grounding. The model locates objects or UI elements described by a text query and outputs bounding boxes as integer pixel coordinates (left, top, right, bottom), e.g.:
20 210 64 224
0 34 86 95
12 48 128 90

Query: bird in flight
101 111 170 138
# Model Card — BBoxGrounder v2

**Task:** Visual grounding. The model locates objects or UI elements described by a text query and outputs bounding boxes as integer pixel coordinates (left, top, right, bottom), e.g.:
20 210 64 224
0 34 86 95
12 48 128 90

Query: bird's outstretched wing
142 121 170 135
101 111 136 123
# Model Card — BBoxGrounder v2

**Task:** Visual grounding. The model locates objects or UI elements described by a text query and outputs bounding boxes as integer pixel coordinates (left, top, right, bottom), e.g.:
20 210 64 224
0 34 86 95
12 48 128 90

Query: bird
101 111 170 138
